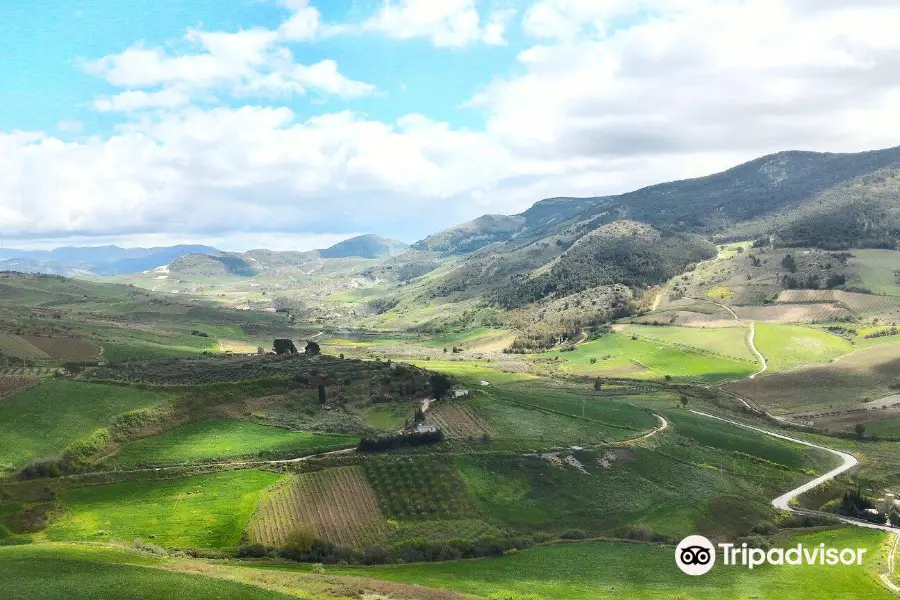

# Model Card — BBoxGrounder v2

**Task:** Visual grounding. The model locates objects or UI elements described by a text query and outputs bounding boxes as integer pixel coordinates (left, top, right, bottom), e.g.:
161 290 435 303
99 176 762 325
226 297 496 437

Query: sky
2 0 900 251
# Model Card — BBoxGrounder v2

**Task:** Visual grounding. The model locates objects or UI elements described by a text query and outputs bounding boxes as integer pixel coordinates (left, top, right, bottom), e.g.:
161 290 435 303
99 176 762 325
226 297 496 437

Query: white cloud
363 0 512 47
6 0 900 249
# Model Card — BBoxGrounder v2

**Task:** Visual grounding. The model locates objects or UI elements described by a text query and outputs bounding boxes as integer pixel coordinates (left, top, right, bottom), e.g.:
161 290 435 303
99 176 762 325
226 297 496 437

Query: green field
545 333 756 382
618 324 756 361
338 528 891 599
105 419 357 467
0 381 172 471
0 545 292 600
851 250 900 297
46 470 280 548
753 324 853 372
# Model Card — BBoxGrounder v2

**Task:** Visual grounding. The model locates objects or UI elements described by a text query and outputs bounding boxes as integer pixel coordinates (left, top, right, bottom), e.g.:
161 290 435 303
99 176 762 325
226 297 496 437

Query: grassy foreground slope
0 381 172 471
0 545 292 600
46 470 280 548
341 528 890 600
105 419 356 467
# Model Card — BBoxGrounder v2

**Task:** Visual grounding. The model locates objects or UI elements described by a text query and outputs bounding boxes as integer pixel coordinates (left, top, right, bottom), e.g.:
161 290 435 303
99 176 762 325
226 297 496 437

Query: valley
2 148 900 599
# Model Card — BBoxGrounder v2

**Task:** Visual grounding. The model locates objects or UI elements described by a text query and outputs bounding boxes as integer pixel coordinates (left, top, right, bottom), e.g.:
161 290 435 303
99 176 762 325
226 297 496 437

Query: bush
560 529 588 540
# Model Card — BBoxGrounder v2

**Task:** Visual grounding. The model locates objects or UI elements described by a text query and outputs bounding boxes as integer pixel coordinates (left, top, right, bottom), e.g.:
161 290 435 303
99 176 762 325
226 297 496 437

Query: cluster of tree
190 330 209 337
358 429 445 452
864 327 900 339
491 225 715 308
272 339 321 355
239 531 556 565
368 297 399 315
827 487 885 523
780 272 847 290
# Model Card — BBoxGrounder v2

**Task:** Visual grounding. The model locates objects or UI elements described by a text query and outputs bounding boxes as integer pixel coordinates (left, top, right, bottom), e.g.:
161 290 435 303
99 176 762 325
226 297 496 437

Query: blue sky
1 0 898 251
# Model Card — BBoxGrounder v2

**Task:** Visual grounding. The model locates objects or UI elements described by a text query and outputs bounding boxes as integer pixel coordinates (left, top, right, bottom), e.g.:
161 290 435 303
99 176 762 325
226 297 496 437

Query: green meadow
338 528 891 600
46 470 280 548
753 324 853 372
0 381 172 471
105 419 357 467
546 333 756 382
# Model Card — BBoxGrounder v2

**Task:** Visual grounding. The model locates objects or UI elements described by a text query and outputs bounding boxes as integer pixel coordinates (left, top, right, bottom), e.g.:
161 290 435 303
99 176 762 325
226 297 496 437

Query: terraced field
246 467 388 550
733 304 852 323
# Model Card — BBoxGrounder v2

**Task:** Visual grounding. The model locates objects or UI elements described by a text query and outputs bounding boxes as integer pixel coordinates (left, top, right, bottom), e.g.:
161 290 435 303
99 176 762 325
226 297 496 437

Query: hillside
416 145 900 258
320 235 409 259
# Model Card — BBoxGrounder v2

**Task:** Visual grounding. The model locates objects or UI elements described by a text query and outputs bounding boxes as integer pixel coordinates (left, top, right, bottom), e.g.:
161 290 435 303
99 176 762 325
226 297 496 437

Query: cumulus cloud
5 0 900 248
363 0 513 47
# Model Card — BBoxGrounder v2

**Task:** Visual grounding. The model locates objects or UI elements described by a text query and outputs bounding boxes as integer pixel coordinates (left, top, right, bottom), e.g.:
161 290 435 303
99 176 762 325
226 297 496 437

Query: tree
305 341 321 355
429 373 453 400
256 347 265 355
680 395 689 408
781 254 797 273
855 423 866 439
594 377 603 392
317 383 327 405
273 339 298 355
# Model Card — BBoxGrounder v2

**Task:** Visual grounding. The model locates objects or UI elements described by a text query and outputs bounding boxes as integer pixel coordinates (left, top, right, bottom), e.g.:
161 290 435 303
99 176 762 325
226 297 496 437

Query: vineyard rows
364 458 474 521
777 290 900 313
734 303 850 323
426 402 495 438
246 467 388 550
0 367 58 378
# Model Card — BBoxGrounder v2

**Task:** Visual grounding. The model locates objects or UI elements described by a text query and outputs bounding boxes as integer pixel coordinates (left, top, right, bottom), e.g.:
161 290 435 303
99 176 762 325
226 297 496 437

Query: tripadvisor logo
675 535 867 576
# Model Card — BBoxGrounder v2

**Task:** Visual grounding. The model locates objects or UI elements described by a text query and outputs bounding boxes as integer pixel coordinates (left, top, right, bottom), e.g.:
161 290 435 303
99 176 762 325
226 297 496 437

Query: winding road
695 298 767 378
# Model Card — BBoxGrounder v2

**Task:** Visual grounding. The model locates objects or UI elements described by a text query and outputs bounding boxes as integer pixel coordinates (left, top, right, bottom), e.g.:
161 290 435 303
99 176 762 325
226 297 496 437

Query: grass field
246 467 388 550
105 419 357 467
545 333 756 382
338 528 891 599
0 333 49 360
726 343 900 413
617 324 755 361
0 545 293 600
753 323 853 372
851 250 900 296
47 470 280 548
0 381 172 471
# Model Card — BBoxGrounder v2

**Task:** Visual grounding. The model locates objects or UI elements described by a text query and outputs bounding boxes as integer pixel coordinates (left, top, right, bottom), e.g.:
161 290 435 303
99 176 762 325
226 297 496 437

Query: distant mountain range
0 245 219 276
0 235 411 277
5 145 900 286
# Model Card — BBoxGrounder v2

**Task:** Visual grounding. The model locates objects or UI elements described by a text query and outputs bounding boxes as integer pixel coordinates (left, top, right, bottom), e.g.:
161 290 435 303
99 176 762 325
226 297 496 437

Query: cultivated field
365 458 474 522
752 323 853 371
20 336 100 360
733 304 852 323
425 401 496 438
0 333 49 360
0 376 37 398
777 289 900 314
851 249 900 297
727 344 900 413
547 333 756 382
0 381 172 471
616 324 756 361
246 467 388 550
47 470 280 548
105 419 356 467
